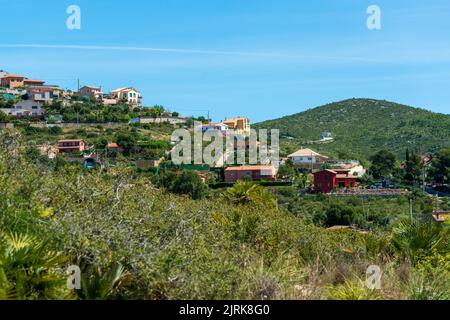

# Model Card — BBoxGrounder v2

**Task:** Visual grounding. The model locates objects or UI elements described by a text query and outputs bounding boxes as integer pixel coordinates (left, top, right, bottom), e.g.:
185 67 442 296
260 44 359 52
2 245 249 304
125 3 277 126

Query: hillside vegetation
1 130 449 300
255 99 450 159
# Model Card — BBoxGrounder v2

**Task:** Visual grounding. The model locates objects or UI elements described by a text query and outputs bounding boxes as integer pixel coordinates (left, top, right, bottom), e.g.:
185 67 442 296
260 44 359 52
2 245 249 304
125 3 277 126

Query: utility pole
409 198 413 222
422 166 426 192
77 78 80 92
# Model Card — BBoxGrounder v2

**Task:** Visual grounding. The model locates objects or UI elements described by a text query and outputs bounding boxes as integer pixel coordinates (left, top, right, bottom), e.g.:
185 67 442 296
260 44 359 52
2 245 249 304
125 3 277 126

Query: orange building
0 74 45 89
225 165 277 183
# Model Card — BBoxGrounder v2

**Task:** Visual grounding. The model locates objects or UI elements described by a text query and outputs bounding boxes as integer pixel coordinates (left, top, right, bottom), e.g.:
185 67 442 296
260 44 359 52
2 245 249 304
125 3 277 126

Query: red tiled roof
1 74 24 79
24 79 45 83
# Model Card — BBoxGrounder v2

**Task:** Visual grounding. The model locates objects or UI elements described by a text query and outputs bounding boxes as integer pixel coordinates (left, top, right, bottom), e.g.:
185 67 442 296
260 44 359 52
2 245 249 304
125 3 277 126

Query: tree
171 170 206 200
149 105 165 118
318 204 363 227
391 219 449 261
369 149 397 179
157 170 206 199
0 111 10 123
225 180 277 209
404 149 422 184
277 159 296 180
114 131 137 156
0 232 69 299
429 148 450 186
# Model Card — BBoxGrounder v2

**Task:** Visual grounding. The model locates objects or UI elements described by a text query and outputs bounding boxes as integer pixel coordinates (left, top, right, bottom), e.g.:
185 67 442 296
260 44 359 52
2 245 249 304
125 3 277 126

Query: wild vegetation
1 130 448 300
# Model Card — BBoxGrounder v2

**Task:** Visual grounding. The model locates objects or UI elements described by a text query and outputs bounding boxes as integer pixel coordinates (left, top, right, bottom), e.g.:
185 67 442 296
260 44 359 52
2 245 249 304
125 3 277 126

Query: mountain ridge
254 98 450 159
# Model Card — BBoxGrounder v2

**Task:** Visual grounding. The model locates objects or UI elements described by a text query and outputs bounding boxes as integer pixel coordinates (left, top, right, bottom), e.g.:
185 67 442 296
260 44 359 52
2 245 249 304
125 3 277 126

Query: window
32 106 38 109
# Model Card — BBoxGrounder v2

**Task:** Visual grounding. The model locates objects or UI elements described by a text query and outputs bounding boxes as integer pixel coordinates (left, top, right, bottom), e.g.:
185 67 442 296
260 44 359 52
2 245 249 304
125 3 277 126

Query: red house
225 165 277 183
313 169 358 193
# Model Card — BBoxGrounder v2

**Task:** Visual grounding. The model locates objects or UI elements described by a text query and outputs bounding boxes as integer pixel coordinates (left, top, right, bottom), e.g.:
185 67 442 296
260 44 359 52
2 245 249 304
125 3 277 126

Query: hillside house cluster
0 70 144 119
0 71 64 117
287 148 369 193
78 86 143 108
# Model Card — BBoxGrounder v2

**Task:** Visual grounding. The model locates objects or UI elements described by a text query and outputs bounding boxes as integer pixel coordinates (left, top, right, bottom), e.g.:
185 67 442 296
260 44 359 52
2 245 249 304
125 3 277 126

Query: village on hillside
1 69 449 224
1 68 449 303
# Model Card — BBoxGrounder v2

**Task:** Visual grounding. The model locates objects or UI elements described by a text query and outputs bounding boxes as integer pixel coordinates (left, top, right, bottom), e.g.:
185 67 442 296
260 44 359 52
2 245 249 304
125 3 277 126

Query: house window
32 106 38 109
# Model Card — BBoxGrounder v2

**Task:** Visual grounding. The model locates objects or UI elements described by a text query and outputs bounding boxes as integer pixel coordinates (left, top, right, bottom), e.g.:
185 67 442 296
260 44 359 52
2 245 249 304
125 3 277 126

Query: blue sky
1 0 449 122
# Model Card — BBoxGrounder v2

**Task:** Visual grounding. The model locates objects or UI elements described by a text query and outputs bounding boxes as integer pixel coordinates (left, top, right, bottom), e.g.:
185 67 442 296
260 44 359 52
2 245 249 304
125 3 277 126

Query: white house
140 116 187 125
110 87 142 107
0 100 44 117
287 148 329 169
327 160 367 177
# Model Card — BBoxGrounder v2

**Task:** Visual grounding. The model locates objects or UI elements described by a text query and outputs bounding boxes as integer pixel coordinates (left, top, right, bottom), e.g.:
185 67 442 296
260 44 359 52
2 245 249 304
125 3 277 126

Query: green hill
254 98 450 159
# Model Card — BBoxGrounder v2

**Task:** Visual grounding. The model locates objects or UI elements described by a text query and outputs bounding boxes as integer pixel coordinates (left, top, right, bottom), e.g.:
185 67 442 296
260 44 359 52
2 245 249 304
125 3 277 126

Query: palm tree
0 232 69 300
225 180 277 209
76 262 129 300
391 219 449 261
